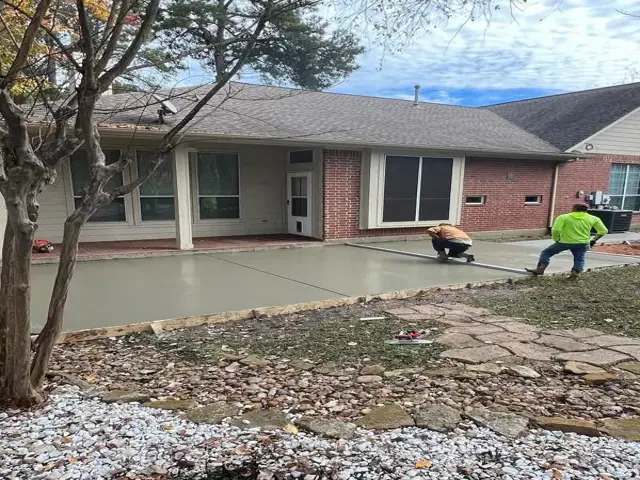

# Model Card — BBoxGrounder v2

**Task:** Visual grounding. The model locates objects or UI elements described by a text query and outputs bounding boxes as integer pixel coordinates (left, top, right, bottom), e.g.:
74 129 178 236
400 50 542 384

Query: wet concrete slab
372 240 640 273
29 240 640 333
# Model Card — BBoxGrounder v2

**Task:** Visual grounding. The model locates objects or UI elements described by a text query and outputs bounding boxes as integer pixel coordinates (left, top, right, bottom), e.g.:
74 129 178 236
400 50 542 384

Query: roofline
91 127 584 161
564 104 640 153
483 81 640 108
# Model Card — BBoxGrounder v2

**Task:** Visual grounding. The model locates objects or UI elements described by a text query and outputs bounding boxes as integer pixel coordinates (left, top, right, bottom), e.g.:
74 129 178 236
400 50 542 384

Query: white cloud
331 0 640 96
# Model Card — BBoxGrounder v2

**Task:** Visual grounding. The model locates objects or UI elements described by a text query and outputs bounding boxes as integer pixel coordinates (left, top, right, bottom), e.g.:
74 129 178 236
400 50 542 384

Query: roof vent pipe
413 84 421 106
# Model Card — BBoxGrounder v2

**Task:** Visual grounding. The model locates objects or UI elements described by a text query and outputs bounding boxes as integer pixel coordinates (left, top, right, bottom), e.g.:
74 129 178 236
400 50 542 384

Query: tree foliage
157 0 363 89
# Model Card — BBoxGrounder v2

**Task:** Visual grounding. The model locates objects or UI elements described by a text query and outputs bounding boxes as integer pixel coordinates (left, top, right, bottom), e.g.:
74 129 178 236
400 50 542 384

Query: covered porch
28 139 324 258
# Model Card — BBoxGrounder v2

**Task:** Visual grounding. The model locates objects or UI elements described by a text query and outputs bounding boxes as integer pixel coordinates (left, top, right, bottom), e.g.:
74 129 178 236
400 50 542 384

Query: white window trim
610 164 640 212
189 150 243 224
360 150 465 229
133 149 177 224
465 195 486 206
524 195 543 205
63 148 134 225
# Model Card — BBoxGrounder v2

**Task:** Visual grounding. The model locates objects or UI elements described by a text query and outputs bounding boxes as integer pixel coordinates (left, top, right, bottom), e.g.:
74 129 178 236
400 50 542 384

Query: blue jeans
539 242 589 272
432 239 470 257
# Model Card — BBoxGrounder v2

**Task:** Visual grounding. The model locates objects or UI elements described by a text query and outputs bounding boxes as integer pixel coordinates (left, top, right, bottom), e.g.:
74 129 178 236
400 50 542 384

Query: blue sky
175 0 640 107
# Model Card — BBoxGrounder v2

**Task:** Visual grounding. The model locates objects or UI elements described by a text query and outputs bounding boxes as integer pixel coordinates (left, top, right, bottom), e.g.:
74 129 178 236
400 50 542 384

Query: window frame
189 150 242 223
360 150 465 229
133 148 177 223
524 195 543 205
64 148 134 225
609 163 640 212
465 195 486 206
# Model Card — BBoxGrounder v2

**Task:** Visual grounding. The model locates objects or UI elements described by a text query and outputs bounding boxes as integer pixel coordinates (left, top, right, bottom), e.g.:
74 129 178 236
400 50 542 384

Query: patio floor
30 240 640 333
32 234 320 263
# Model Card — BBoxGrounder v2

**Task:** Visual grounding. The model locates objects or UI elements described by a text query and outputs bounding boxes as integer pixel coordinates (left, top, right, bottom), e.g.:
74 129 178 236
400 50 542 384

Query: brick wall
323 150 556 239
461 158 554 231
554 154 640 224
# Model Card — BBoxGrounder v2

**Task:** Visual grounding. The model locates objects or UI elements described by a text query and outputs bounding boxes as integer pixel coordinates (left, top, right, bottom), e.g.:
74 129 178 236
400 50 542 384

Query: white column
172 143 193 250
0 195 6 261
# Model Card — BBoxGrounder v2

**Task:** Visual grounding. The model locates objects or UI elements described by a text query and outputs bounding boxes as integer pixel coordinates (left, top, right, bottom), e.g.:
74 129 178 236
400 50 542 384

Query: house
11 82 640 250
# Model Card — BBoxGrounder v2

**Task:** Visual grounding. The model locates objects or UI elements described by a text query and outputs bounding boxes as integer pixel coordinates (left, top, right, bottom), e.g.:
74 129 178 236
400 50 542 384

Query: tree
0 0 362 407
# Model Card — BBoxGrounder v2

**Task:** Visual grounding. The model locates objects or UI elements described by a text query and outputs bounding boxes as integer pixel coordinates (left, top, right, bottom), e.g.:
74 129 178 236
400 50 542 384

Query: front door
287 172 312 236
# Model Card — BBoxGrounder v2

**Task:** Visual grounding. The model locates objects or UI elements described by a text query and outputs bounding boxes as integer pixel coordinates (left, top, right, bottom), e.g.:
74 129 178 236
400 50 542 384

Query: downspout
547 162 560 234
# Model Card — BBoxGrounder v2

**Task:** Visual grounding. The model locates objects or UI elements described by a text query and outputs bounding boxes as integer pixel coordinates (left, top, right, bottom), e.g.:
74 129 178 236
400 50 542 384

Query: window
70 149 126 222
196 152 240 219
465 195 486 205
290 150 313 164
524 195 542 205
137 150 174 221
609 164 640 212
382 156 453 223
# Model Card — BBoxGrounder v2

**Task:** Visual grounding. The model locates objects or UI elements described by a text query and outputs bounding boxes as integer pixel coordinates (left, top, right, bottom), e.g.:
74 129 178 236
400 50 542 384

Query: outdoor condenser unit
588 209 633 233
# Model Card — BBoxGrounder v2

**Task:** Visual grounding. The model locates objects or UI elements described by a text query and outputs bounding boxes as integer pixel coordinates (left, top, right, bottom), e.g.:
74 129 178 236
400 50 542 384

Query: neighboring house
20 82 640 249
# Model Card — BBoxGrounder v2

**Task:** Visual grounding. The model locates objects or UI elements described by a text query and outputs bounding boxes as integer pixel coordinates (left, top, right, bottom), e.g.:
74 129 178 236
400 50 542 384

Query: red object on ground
593 242 640 256
33 239 54 253
394 330 423 340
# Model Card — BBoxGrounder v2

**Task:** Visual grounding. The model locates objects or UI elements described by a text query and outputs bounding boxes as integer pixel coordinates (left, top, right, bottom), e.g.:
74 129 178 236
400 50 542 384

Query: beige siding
36 142 287 243
577 107 640 155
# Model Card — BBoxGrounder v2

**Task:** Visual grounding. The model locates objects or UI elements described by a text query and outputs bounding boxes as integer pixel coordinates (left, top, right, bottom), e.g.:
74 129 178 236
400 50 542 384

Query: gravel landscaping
2 385 640 480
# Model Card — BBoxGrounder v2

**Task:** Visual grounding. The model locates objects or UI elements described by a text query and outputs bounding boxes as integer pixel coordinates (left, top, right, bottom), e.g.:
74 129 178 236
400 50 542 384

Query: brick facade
461 158 554 232
554 154 640 224
323 150 557 239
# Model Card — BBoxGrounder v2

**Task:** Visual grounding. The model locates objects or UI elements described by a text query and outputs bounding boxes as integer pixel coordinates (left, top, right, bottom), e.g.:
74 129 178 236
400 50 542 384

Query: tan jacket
427 225 472 244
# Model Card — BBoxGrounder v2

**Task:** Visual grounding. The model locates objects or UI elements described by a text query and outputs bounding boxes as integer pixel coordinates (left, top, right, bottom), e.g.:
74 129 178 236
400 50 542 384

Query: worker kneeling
526 203 608 279
427 223 475 263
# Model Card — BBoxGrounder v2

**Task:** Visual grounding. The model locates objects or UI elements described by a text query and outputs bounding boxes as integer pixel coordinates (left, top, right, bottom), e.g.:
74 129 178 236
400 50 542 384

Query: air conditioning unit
588 209 633 233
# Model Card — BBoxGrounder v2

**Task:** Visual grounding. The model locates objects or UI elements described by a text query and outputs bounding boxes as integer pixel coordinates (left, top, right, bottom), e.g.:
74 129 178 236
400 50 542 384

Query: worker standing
526 203 608 279
427 223 475 262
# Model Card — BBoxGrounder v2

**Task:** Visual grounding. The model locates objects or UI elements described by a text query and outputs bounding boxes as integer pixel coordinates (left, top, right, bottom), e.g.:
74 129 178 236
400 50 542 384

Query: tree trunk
0 196 43 407
31 215 83 389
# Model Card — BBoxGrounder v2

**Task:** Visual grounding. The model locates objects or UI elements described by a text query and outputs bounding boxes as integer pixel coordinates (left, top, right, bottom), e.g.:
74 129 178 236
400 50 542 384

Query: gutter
548 162 561 233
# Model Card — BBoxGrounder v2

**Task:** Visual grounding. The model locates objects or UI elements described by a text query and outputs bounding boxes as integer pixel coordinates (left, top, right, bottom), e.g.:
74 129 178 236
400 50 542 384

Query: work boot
465 254 476 263
525 263 547 275
436 251 448 261
567 270 580 280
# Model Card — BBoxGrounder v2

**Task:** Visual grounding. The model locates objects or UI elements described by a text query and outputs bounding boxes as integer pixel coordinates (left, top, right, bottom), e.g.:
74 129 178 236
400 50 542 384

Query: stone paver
554 349 631 367
477 331 539 344
563 361 607 375
477 315 523 324
412 304 448 317
501 342 560 361
583 335 640 347
535 334 594 352
440 345 511 364
434 333 484 349
414 405 461 432
466 409 529 439
356 404 415 430
466 362 506 374
601 417 640 441
397 313 435 321
609 345 640 361
386 307 417 316
616 361 640 374
584 372 618 385
546 328 605 339
442 303 491 317
435 317 479 327
446 324 504 335
533 417 600 437
498 322 542 334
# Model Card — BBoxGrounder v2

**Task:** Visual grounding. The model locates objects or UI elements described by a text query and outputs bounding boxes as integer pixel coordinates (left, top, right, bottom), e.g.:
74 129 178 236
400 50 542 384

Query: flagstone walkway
385 303 640 367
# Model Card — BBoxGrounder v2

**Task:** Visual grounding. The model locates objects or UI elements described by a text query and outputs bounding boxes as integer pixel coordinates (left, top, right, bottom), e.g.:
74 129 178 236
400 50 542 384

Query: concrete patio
30 240 640 333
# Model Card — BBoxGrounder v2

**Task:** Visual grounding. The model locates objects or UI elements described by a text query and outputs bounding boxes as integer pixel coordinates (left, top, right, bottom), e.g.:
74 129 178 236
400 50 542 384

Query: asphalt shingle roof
486 82 640 151
92 82 562 156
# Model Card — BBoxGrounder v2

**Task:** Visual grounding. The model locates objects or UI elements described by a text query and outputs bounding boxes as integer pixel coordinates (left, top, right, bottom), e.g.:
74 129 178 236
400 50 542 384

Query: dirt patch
594 242 640 256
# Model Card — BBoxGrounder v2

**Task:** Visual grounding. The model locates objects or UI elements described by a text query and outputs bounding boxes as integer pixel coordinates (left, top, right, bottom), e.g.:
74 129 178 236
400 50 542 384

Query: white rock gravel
1 387 640 480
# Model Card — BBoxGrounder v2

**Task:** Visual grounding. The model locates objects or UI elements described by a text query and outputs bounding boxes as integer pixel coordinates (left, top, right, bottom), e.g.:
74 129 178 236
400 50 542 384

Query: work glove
590 239 597 248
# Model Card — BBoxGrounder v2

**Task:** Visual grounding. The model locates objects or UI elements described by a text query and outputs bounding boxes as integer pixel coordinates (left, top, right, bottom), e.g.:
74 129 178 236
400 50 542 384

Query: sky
175 0 640 107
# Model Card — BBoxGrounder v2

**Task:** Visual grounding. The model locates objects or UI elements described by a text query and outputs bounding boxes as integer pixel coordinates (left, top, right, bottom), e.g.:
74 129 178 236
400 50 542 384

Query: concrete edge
54 261 640 344
56 277 521 344
32 241 325 265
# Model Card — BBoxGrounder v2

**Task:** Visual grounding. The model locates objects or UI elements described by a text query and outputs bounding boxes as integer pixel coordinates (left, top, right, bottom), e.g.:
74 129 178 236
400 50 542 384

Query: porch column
0 196 5 261
172 143 193 250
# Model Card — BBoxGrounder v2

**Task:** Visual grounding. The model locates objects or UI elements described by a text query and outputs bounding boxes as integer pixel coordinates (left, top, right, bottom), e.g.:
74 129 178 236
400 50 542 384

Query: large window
70 149 126 222
137 150 175 221
609 164 640 212
382 156 453 223
196 152 240 219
